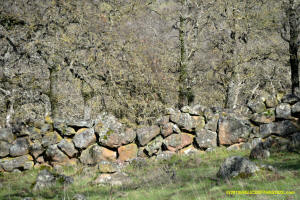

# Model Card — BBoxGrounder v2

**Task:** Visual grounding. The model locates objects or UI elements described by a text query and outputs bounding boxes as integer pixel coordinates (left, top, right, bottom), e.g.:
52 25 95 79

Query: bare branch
280 28 290 42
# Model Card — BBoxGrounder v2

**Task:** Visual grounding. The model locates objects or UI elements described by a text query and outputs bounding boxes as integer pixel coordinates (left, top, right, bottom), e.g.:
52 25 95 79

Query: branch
0 87 11 96
280 28 290 42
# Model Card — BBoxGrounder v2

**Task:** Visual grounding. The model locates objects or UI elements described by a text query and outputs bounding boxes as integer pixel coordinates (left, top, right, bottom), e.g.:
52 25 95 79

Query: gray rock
190 104 207 116
288 132 300 153
281 94 299 104
217 156 259 179
275 103 291 119
97 160 119 173
33 170 56 191
66 119 94 128
156 116 169 126
73 194 87 200
73 128 96 149
195 129 217 148
41 132 62 147
259 120 298 138
40 124 52 134
251 109 275 124
0 128 14 143
170 112 195 131
204 114 219 132
30 141 44 159
156 151 176 160
0 155 34 172
161 122 173 137
9 137 29 157
249 143 270 160
265 94 278 108
136 125 161 146
58 139 78 157
172 124 181 133
145 135 163 156
53 120 76 136
45 144 69 163
0 141 11 157
291 102 300 117
218 116 252 145
247 99 266 113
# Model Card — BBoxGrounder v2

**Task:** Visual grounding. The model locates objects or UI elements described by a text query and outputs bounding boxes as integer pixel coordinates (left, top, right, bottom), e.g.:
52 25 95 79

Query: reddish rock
118 143 138 162
136 125 161 146
163 133 194 152
80 145 117 165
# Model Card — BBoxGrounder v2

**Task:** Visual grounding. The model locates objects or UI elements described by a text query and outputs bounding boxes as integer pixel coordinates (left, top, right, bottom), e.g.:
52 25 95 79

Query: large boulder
73 128 96 149
0 128 15 143
57 139 78 157
0 155 34 172
275 103 291 119
163 133 194 152
195 129 217 148
217 156 259 179
204 114 219 132
218 116 252 145
45 144 70 163
118 143 138 162
136 125 160 146
259 120 299 138
145 136 164 156
95 114 135 148
9 137 30 157
80 144 116 165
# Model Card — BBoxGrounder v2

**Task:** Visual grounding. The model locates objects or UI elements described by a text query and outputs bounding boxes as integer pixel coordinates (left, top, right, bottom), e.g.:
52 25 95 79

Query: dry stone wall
1 93 300 172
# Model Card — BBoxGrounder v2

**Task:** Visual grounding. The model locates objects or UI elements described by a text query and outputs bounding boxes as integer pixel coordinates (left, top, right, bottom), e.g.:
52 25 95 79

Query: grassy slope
0 148 299 200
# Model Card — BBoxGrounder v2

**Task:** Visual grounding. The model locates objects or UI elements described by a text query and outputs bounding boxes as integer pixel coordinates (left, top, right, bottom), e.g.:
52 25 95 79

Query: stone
178 145 200 155
118 143 138 162
36 156 45 163
0 141 11 157
97 160 119 173
195 129 217 148
275 103 291 119
163 133 194 152
156 151 176 160
0 155 34 172
247 99 266 113
249 143 270 160
45 144 70 163
281 94 299 104
288 132 300 153
172 124 181 133
218 116 252 145
259 120 299 138
144 136 163 156
53 119 68 134
0 128 14 143
156 116 169 126
73 128 96 149
73 194 87 200
170 112 195 131
291 102 300 117
137 147 148 158
41 131 63 147
28 127 43 141
190 104 207 116
30 141 44 159
40 124 52 134
193 116 206 130
251 109 275 124
93 172 132 186
161 122 173 137
265 94 278 108
80 145 116 165
58 139 78 157
217 156 259 179
136 125 160 146
9 137 29 157
204 114 219 132
33 169 56 191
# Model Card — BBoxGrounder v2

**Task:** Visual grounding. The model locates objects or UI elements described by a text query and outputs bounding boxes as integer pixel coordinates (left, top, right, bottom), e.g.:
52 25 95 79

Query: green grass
0 148 299 200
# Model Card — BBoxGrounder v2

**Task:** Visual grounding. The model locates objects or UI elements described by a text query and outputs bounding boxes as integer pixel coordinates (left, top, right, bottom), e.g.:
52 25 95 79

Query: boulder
58 139 78 157
251 109 275 124
172 124 181 133
217 156 259 179
161 123 174 137
281 94 299 104
178 145 200 155
163 133 194 152
42 132 62 148
145 136 163 156
136 125 160 146
291 102 300 117
0 141 11 157
118 143 138 162
265 94 278 108
247 99 266 113
259 120 298 138
275 103 291 119
0 155 34 172
97 160 119 173
73 128 96 149
28 127 43 141
156 116 169 126
30 141 44 159
80 145 116 165
249 143 270 160
93 172 132 186
195 129 217 148
193 116 206 130
9 137 30 157
204 114 219 132
170 112 195 131
33 170 56 191
218 116 252 145
0 128 14 143
45 144 70 163
288 132 300 153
